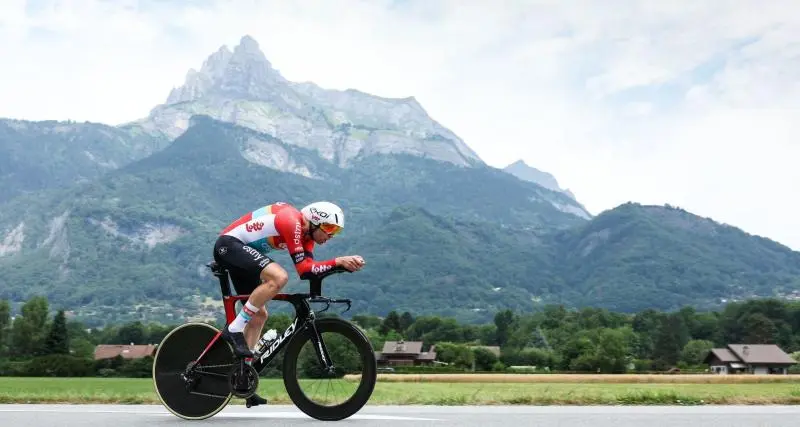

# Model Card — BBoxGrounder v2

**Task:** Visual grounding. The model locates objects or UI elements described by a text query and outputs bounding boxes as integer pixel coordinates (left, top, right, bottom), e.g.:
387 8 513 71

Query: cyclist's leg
240 262 289 351
243 305 266 351
214 236 273 356
217 241 289 350
228 270 267 350
242 265 289 408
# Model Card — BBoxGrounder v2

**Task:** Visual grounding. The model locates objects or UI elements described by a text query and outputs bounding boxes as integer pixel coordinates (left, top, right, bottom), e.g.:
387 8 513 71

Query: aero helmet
301 201 344 235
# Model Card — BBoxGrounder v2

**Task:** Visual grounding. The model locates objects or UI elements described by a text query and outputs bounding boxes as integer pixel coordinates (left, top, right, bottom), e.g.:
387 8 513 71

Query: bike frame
192 262 351 373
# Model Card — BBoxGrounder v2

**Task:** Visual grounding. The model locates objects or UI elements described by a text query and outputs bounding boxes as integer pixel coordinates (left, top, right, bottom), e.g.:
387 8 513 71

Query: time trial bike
151 261 377 421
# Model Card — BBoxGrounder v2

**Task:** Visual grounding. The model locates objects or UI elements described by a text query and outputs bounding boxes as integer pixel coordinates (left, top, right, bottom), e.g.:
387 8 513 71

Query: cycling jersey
219 202 336 280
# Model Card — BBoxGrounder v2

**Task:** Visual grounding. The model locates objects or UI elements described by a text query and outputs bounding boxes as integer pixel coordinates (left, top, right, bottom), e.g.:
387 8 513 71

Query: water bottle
257 329 277 348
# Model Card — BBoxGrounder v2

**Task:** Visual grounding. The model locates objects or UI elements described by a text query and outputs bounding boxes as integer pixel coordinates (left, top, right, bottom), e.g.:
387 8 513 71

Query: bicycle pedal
245 394 268 408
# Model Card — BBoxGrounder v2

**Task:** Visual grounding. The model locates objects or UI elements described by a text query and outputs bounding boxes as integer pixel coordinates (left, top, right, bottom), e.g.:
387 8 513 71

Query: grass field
0 375 799 405
370 373 800 384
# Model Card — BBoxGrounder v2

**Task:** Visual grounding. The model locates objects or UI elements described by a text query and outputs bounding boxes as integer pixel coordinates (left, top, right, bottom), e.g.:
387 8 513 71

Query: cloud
1 0 799 249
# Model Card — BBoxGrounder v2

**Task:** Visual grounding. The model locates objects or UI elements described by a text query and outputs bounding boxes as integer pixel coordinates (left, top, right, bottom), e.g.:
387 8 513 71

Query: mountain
0 119 166 203
549 203 800 311
129 35 480 169
504 159 578 201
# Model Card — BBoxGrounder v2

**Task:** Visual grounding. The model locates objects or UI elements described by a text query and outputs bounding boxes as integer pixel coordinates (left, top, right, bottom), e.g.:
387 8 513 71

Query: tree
352 314 382 330
652 313 689 370
566 328 631 373
742 313 777 344
404 315 442 340
494 309 515 347
690 312 719 342
399 312 414 333
379 311 402 336
44 310 69 355
594 327 634 373
435 342 474 369
540 305 568 330
69 337 96 359
116 321 146 344
502 346 559 369
10 296 49 357
472 347 498 371
631 309 664 359
0 300 10 357
418 318 464 343
681 339 714 366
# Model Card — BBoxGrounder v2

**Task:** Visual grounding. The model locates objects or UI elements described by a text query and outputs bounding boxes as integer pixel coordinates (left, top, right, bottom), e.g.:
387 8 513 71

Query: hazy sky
2 0 799 250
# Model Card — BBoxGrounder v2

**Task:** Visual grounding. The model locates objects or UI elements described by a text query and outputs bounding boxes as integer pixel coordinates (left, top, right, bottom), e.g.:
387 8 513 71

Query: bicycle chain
194 362 237 370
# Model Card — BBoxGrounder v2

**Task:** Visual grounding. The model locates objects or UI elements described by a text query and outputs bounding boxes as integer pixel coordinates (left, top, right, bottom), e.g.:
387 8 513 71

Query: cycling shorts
213 235 274 295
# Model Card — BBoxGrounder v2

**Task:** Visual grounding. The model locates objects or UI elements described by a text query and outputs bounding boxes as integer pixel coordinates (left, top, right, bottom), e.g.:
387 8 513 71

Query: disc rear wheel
152 322 235 420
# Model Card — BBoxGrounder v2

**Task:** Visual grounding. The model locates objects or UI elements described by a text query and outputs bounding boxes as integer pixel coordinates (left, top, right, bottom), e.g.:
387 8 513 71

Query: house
94 344 157 360
703 344 797 375
375 340 436 366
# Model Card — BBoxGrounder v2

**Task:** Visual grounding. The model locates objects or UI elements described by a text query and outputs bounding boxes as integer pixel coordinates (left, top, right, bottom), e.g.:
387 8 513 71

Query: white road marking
0 409 163 414
188 412 441 421
0 406 441 421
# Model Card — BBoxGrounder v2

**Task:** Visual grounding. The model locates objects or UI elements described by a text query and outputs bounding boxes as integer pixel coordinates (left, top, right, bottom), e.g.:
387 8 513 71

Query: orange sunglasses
319 223 342 236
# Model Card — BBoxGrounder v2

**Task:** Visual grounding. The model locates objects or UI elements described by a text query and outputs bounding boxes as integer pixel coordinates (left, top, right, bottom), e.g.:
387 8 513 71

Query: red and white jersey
220 202 336 279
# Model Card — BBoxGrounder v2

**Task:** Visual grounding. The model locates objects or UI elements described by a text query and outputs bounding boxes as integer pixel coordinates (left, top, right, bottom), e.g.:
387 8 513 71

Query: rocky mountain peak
200 45 233 78
504 159 578 201
135 34 488 169
166 35 286 104
236 34 261 53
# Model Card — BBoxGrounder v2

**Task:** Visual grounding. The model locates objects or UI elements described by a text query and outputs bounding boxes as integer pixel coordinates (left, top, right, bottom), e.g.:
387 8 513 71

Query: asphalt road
1 404 798 426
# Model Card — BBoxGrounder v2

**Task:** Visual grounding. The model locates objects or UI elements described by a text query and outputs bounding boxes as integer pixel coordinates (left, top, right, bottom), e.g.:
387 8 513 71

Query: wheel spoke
281 318 377 421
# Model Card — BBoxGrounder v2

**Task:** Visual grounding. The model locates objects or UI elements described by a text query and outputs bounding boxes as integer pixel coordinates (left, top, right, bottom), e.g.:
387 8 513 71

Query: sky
1 0 799 250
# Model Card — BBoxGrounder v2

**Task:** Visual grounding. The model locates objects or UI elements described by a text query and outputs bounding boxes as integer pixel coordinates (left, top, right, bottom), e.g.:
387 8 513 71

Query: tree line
358 298 800 372
1 296 799 376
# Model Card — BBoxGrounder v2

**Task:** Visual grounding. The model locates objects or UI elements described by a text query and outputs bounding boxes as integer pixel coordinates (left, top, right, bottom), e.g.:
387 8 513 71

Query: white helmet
301 201 345 234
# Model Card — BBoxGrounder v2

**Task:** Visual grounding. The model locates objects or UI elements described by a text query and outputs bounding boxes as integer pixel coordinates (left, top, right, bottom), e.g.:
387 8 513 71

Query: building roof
94 344 157 360
706 348 739 363
376 340 437 362
727 344 797 364
381 341 423 354
416 352 437 361
704 344 797 366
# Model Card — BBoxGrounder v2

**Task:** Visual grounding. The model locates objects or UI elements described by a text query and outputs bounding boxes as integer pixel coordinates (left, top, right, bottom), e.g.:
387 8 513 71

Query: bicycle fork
306 320 336 375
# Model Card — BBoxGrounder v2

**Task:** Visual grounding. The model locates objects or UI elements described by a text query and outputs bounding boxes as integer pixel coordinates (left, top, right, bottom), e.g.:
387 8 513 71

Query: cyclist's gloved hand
336 255 366 272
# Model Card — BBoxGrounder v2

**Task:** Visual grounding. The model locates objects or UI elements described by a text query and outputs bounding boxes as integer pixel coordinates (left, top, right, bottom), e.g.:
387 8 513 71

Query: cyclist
212 201 365 406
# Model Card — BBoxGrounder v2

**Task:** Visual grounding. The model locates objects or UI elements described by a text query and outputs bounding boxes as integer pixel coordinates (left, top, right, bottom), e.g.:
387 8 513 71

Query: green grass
1 377 800 405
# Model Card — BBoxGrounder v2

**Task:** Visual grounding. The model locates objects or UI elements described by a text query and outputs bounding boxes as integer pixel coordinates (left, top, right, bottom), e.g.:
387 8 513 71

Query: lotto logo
246 221 264 233
311 264 332 274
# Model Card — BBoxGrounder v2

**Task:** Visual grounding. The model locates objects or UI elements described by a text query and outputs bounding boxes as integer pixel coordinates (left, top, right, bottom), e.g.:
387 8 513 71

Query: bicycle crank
228 362 259 398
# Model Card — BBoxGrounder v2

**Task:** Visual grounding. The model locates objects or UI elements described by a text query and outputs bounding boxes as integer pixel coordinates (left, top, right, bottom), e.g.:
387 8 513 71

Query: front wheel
282 317 377 421
152 322 235 420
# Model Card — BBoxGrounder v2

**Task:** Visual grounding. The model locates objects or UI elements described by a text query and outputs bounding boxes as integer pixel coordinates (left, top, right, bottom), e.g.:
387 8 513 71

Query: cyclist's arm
274 210 336 280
